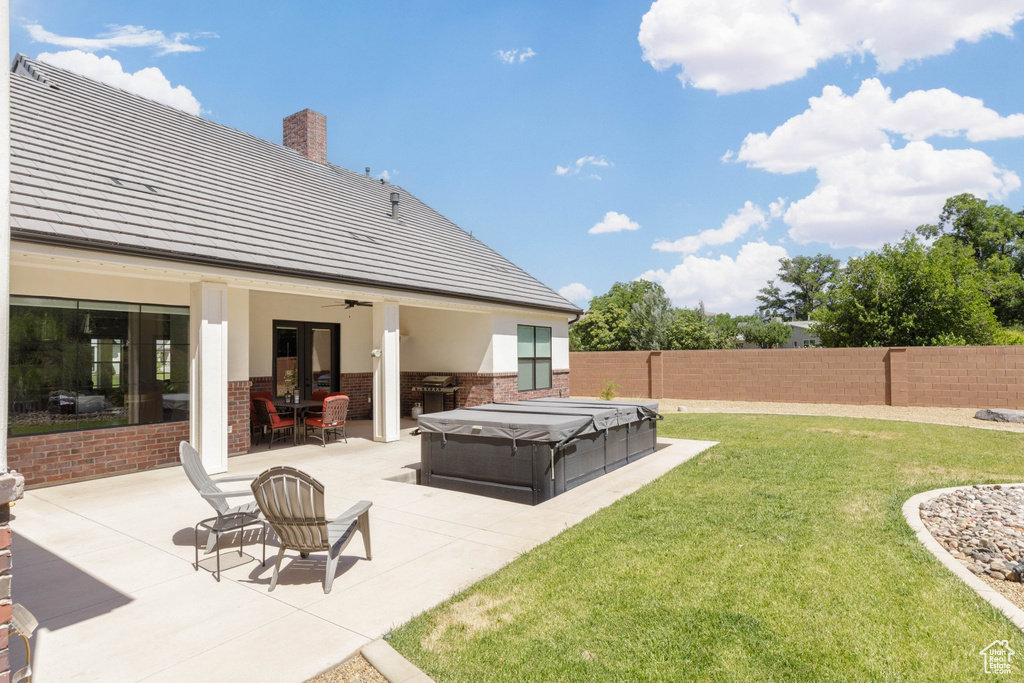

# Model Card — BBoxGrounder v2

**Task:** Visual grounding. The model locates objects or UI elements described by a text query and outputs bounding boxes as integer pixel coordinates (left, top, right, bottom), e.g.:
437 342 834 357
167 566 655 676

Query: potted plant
283 369 298 402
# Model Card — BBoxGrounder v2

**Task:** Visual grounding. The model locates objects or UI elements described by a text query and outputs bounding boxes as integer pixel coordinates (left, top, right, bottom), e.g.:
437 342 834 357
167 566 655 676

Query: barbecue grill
413 375 457 413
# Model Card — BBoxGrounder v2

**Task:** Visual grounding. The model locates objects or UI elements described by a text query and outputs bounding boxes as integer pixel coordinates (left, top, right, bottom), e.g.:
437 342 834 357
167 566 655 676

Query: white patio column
372 301 401 442
190 282 229 473
0 0 11 471
227 287 249 383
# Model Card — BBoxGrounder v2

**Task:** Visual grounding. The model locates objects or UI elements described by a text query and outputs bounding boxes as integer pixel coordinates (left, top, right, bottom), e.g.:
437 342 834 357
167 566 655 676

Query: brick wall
903 346 1023 407
340 372 373 419
570 346 1024 408
401 370 570 415
8 420 191 487
228 380 251 455
0 472 19 683
250 376 272 393
0 506 10 683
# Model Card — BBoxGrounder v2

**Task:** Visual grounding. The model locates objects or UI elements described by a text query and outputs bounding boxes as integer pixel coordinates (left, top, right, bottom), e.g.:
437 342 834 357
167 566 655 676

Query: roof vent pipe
365 167 370 177
390 192 400 219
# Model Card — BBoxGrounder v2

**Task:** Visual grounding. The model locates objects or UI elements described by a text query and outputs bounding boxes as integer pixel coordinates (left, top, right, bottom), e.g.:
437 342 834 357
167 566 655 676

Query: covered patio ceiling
11 421 713 681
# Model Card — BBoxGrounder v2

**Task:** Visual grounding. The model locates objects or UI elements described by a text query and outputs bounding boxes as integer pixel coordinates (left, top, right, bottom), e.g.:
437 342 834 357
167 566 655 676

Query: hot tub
416 399 661 505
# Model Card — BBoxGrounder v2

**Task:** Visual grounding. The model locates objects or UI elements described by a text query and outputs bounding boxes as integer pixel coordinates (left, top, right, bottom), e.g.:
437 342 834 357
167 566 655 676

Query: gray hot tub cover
416 408 596 444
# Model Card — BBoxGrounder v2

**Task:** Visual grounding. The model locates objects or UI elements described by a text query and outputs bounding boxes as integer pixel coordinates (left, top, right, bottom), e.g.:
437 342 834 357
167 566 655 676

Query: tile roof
8 55 580 314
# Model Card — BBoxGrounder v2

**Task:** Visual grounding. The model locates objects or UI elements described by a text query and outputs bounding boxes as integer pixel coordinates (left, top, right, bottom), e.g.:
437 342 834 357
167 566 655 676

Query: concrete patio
10 421 714 682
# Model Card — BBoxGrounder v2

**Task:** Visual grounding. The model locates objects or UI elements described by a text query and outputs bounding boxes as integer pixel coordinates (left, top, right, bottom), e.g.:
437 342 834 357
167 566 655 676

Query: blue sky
9 1 1024 314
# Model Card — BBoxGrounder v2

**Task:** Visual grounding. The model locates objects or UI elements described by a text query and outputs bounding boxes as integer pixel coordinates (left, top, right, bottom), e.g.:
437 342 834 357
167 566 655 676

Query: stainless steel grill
413 375 457 413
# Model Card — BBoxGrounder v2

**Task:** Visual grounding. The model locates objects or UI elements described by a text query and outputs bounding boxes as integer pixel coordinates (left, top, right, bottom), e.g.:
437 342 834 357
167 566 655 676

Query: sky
8 1 1024 314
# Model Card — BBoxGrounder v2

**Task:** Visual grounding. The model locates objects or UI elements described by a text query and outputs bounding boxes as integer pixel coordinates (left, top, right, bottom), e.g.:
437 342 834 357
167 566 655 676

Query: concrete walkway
11 420 714 681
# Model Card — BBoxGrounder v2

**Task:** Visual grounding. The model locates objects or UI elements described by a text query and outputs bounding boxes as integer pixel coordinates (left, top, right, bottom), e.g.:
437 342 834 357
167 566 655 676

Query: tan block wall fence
570 346 1024 409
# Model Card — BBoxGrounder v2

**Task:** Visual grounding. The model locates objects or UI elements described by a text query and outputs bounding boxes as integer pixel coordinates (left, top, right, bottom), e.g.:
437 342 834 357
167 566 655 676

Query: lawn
390 414 1024 681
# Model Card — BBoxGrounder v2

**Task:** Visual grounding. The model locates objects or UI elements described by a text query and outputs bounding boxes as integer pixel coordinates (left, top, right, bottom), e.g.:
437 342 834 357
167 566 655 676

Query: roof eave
11 232 583 316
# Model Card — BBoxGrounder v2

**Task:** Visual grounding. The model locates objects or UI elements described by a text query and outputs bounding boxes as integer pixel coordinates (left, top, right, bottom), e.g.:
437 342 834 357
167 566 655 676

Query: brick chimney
283 109 327 164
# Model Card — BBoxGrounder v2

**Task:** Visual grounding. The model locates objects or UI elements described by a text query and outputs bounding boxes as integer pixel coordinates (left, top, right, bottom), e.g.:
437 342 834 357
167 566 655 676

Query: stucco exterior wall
248 290 371 376
10 262 189 305
398 306 493 373
492 313 570 373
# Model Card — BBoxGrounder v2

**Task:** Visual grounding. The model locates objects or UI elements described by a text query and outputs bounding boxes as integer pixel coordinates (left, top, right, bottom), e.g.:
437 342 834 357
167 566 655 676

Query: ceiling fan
322 299 373 309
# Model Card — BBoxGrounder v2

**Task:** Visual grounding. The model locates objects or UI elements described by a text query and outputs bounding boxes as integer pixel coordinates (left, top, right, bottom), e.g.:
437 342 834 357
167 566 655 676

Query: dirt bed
600 397 1024 433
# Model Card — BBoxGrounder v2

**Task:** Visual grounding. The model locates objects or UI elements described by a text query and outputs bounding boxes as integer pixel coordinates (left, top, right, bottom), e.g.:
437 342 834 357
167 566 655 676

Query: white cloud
734 79 1023 248
496 47 536 64
555 155 612 179
738 79 1024 173
653 201 767 254
639 0 1024 94
37 51 201 115
640 241 788 312
768 198 787 218
589 211 641 235
558 283 593 306
26 23 213 56
784 142 1019 248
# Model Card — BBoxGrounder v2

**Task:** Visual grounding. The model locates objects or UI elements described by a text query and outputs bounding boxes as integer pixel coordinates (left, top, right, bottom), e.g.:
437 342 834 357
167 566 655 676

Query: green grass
390 414 1024 681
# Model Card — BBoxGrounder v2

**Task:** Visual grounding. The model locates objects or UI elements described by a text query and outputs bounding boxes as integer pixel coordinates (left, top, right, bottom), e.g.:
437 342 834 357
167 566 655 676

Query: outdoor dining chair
253 397 296 449
304 394 349 446
179 440 261 553
250 465 372 593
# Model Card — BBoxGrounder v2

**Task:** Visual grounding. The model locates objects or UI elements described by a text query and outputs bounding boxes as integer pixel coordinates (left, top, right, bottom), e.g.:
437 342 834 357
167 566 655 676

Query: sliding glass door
272 321 340 399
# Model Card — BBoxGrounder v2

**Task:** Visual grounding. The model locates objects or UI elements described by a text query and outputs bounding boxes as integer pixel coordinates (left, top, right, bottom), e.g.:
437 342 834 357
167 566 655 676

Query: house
4 55 580 485
738 319 820 349
786 320 820 348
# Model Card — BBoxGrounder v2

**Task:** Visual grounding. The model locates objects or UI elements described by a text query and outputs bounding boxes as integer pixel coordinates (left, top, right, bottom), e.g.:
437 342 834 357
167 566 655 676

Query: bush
993 326 1024 345
598 380 620 400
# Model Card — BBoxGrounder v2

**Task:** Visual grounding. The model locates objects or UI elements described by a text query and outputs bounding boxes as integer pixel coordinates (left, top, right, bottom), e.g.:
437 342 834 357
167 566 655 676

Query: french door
272 321 340 400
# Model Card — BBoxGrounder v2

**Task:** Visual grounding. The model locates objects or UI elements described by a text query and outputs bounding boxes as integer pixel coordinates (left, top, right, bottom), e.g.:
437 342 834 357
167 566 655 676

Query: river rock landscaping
920 485 1024 581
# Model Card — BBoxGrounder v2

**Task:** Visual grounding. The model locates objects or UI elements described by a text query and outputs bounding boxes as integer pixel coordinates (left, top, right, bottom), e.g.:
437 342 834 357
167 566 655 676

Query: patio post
372 301 401 442
0 0 10 471
189 282 229 472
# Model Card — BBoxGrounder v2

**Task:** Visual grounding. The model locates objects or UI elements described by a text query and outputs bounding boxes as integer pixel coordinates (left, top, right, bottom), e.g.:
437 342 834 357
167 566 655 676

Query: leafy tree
757 254 840 320
917 193 1024 325
570 280 675 351
665 304 738 350
738 318 792 348
813 235 998 347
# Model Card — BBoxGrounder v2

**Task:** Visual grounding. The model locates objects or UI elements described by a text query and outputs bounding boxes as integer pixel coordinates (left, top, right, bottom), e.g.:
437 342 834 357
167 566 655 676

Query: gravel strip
610 397 1024 433
307 654 388 683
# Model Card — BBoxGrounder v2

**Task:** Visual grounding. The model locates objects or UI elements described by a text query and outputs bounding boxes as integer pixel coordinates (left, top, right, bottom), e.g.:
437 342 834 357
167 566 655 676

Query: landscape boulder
974 408 1024 424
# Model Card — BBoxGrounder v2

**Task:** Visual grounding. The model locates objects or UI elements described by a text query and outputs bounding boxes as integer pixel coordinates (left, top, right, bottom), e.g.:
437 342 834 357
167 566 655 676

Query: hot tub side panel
420 433 556 505
627 418 658 462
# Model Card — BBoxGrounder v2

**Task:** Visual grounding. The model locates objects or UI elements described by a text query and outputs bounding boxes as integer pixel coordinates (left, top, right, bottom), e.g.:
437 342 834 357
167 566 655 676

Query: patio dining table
272 399 324 445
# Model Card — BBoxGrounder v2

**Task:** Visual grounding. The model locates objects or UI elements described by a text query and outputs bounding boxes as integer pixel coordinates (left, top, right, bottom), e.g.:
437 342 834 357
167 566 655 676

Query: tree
665 304 738 350
738 318 792 348
813 235 998 347
917 193 1024 325
569 280 676 351
757 254 840 320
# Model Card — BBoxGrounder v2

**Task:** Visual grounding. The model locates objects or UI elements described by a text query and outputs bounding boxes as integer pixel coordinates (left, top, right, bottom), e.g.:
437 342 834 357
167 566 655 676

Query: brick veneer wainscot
228 380 251 456
7 420 190 487
400 370 570 416
0 471 23 683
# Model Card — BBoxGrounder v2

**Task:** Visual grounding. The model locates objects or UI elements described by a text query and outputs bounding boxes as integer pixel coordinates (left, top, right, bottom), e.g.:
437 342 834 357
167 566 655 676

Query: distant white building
786 320 821 348
738 319 820 349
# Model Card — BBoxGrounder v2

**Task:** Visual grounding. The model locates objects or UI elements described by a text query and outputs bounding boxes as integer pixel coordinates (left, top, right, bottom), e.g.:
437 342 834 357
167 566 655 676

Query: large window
517 325 552 391
8 296 189 436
